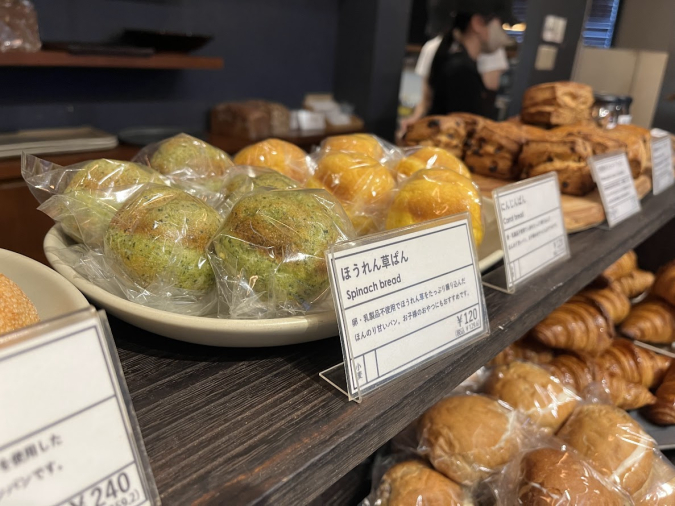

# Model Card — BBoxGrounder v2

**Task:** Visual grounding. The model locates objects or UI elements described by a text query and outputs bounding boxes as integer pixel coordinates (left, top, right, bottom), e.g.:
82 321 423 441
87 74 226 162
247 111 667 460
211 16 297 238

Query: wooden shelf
0 50 223 69
106 186 675 504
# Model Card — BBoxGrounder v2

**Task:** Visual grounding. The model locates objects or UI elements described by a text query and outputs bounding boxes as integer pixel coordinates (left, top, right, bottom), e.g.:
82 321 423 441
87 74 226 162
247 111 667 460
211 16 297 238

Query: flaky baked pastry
596 338 672 389
645 363 675 426
653 260 675 307
521 82 594 127
489 336 554 367
611 269 655 299
531 299 614 355
572 286 631 324
401 115 466 157
0 274 40 335
597 250 638 285
620 298 675 344
463 120 525 179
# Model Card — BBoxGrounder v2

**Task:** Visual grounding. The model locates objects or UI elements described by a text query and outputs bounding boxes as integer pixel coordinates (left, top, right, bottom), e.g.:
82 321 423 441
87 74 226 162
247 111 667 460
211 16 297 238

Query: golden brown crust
596 338 672 389
521 82 594 127
611 269 655 299
605 127 649 178
484 362 577 432
401 115 466 157
573 287 631 324
518 448 626 506
463 120 525 179
598 251 638 285
447 112 485 138
645 363 675 426
418 394 519 485
376 460 470 506
653 260 675 307
558 403 655 495
620 298 675 344
531 300 614 355
0 274 40 335
489 336 554 367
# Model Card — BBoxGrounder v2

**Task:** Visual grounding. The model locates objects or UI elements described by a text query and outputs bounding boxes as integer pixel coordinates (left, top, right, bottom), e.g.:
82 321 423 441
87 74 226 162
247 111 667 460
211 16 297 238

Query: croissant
489 335 554 366
595 338 672 388
531 300 614 355
596 250 638 285
610 269 655 299
572 287 631 324
645 363 675 425
619 298 675 344
547 354 656 410
653 260 675 307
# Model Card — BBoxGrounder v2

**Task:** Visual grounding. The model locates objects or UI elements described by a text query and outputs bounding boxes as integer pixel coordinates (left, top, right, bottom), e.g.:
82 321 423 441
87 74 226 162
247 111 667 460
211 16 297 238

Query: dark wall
508 0 589 115
1 0 339 133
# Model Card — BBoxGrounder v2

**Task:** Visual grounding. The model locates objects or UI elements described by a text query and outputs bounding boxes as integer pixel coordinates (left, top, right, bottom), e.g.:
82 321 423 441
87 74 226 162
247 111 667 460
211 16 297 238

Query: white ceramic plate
44 200 503 347
0 249 89 327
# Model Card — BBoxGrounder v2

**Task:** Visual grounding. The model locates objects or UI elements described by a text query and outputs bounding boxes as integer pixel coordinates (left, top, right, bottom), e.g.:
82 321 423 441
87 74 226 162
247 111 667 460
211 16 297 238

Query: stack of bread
520 81 595 127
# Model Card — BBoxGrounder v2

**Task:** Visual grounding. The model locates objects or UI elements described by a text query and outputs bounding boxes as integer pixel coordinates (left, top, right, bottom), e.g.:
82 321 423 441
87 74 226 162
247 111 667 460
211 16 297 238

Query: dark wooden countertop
107 185 675 505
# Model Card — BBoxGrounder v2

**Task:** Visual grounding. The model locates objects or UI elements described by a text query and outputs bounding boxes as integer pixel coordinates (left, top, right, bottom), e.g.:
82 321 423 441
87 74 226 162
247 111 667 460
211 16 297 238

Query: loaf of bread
0 274 40 335
645 363 675 426
374 460 473 506
519 135 595 195
521 82 594 127
484 361 578 433
596 338 672 389
558 403 655 495
611 269 655 299
572 286 631 324
633 457 675 506
620 298 675 344
653 260 675 307
400 115 466 157
447 112 485 139
517 448 627 506
210 100 290 139
597 250 638 285
531 299 614 355
418 394 519 485
463 120 527 179
615 124 652 170
606 126 649 178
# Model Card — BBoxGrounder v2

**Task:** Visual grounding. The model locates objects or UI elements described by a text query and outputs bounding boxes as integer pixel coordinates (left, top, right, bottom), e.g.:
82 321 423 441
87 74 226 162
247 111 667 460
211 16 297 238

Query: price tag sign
326 214 489 400
589 152 641 227
491 173 570 292
651 129 675 195
0 308 160 506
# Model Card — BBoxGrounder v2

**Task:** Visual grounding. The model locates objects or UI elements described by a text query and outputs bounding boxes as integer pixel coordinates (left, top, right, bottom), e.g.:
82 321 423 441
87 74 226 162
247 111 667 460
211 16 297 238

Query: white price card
326 214 489 399
651 129 675 195
589 152 641 227
491 173 570 292
0 307 160 506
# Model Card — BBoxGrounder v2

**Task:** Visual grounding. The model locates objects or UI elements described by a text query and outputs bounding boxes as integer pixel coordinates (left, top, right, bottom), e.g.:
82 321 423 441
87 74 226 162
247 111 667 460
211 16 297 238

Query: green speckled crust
150 134 233 177
65 159 161 192
105 186 221 291
213 190 353 309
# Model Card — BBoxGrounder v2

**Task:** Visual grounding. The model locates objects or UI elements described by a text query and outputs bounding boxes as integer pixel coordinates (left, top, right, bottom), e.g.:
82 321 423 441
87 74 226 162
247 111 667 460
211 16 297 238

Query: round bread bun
375 460 473 506
418 394 519 485
0 274 39 335
557 403 655 495
65 159 161 192
395 146 471 180
484 361 578 433
518 448 626 505
321 133 385 160
385 168 483 246
233 138 310 183
149 133 233 177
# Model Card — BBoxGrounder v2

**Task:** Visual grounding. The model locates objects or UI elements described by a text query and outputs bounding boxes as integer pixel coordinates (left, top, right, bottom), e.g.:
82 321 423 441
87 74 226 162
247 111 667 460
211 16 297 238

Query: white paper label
651 131 674 195
492 173 570 290
0 313 157 506
327 216 489 397
589 152 641 227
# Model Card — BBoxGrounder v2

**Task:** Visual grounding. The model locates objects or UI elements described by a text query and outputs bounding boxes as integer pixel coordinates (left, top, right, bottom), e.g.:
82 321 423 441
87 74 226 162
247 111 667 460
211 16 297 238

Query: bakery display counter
107 184 675 505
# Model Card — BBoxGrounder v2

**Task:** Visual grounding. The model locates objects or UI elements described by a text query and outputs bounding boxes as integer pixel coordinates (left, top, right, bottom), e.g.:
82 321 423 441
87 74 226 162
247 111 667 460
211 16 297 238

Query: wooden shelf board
0 50 222 69
106 186 675 505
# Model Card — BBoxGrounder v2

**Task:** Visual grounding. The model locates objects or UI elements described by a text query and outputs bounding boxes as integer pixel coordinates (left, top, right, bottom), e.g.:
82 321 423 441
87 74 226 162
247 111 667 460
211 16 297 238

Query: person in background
399 0 513 135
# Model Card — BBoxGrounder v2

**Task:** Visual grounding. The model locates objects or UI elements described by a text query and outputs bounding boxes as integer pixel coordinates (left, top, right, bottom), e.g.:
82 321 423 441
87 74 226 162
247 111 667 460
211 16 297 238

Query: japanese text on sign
328 216 489 398
492 173 570 290
651 130 675 195
589 152 641 227
0 310 158 506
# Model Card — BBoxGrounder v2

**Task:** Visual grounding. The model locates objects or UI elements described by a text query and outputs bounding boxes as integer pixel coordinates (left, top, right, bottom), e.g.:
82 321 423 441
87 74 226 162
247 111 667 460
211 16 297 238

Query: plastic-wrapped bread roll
418 394 520 486
483 361 578 433
620 298 675 344
572 286 631 324
633 456 675 505
233 138 311 183
595 338 672 389
394 146 471 180
653 260 675 307
611 270 655 299
597 250 638 285
0 274 39 335
558 403 655 496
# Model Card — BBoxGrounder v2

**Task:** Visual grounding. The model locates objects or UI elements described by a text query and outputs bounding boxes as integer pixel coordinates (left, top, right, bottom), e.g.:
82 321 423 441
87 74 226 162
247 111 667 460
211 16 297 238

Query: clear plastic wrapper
307 150 397 236
319 133 403 169
483 361 580 434
232 138 313 183
633 455 675 506
393 145 471 182
95 184 222 316
0 0 40 52
208 188 355 319
22 154 166 247
385 168 484 247
417 393 524 486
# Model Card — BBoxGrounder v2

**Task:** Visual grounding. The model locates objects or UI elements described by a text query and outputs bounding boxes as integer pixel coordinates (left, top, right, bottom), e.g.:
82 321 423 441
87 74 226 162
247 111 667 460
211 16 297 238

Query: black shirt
428 43 496 118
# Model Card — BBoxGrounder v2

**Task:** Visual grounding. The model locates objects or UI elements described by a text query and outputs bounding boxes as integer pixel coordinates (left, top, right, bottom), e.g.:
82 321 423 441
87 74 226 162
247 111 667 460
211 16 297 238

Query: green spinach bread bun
211 189 354 317
105 185 221 294
146 133 233 177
